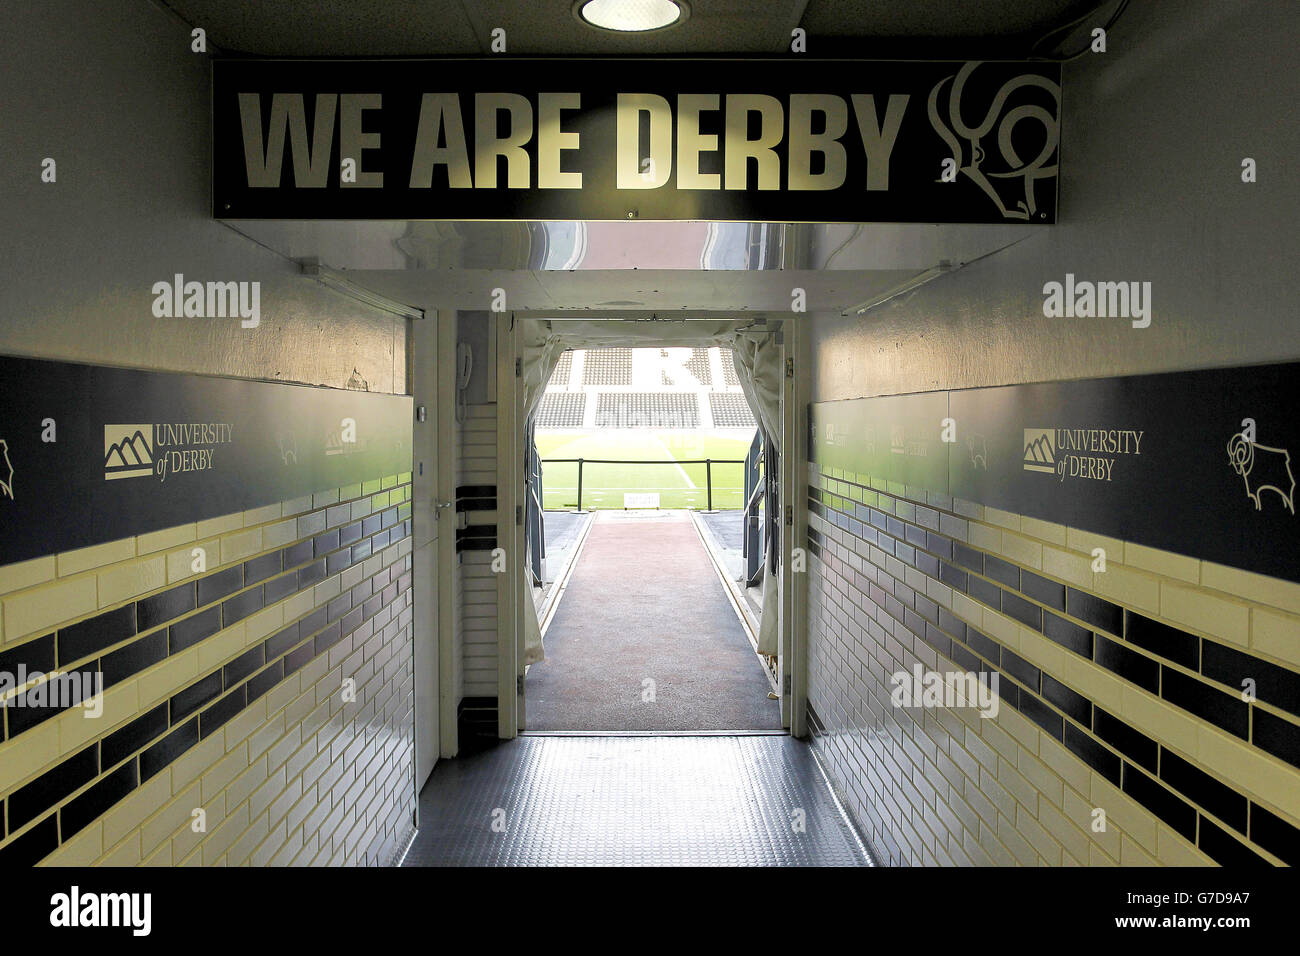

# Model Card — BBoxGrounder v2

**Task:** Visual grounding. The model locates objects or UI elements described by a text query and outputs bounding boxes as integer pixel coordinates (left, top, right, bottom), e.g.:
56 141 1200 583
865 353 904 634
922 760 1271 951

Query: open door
500 322 809 737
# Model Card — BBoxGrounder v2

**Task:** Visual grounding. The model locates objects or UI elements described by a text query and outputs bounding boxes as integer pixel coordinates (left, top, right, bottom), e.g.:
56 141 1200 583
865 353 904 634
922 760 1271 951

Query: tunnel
0 0 1296 937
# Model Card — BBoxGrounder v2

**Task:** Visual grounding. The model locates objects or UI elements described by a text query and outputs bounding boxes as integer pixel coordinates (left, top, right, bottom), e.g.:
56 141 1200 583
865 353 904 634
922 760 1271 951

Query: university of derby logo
106 421 231 482
0 438 14 499
104 425 154 480
1227 430 1296 514
928 62 1060 221
1023 428 1055 473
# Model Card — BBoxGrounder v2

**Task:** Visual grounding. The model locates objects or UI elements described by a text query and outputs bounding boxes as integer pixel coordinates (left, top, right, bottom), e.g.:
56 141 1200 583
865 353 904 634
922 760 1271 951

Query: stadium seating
535 393 586 428
550 350 574 388
658 347 713 387
581 348 633 386
595 392 700 429
720 351 740 386
709 393 757 428
538 346 756 431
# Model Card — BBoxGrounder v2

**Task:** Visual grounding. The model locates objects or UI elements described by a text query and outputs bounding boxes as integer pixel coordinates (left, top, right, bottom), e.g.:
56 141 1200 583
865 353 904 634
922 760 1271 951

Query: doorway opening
522 344 781 733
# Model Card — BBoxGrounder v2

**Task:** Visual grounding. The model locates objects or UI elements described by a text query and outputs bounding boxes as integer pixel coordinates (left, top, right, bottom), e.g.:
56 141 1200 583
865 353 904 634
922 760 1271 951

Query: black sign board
811 362 1300 583
212 58 1060 224
0 356 412 568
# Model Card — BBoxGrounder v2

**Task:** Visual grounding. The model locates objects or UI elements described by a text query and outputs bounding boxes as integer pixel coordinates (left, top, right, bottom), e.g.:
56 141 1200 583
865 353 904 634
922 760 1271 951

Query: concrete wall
0 0 406 392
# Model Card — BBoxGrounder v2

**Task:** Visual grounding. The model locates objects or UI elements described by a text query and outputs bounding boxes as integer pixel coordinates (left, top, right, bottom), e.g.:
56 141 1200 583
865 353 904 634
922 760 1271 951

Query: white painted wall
0 0 406 392
460 403 500 699
811 0 1299 403
803 0 1300 866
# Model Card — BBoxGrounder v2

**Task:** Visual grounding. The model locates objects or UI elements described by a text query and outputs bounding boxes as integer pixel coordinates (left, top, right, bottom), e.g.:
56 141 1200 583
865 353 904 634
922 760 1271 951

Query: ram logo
0 438 13 500
967 433 988 470
1227 431 1296 514
928 62 1060 221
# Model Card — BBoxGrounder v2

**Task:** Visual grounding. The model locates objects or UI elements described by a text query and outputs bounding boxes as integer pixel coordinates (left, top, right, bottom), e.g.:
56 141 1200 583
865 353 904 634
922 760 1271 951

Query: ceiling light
576 0 687 33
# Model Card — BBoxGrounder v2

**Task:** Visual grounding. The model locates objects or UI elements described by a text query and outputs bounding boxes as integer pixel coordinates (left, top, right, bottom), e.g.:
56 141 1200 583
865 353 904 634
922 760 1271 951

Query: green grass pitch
535 428 758 510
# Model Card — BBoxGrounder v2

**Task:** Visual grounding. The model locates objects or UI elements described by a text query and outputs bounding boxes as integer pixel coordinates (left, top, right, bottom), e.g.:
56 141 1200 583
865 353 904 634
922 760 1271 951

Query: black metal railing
540 457 747 512
742 430 766 586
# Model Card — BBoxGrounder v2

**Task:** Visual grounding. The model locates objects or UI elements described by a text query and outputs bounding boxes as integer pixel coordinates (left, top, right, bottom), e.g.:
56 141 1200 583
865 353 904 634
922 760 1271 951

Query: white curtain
516 318 784 664
729 336 783 655
518 323 569 666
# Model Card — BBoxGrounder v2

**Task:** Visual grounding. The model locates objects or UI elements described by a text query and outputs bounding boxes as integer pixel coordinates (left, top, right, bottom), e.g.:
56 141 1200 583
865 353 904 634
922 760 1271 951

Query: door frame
495 317 810 737
496 312 523 738
435 309 460 757
780 320 810 736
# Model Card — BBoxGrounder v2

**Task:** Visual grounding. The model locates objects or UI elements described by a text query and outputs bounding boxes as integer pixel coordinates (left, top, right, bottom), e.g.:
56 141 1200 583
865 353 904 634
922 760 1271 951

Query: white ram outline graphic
0 439 12 499
928 62 1061 221
1227 431 1296 514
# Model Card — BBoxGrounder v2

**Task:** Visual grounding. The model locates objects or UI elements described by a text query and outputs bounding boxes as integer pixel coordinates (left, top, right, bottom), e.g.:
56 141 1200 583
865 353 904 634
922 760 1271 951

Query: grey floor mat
404 735 871 867
525 512 781 731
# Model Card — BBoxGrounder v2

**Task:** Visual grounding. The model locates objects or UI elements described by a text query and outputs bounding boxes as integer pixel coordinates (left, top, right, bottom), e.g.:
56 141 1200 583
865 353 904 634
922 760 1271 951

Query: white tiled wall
460 402 498 699
806 463 1300 866
0 476 417 866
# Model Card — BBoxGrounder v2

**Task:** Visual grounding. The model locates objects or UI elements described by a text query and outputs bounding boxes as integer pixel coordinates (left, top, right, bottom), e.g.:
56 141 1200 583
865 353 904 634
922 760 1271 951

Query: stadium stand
535 393 586 428
709 393 757 428
550 350 573 388
657 347 712 387
720 348 740 386
685 348 712 385
538 347 755 433
582 348 633 386
595 392 700 428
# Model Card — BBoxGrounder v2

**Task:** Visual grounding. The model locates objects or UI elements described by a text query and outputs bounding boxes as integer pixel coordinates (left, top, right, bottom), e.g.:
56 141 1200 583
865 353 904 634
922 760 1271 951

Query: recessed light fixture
575 0 688 33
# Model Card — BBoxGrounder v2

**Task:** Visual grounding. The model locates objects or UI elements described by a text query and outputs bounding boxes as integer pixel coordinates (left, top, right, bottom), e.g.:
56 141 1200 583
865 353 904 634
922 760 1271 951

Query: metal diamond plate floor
403 735 871 866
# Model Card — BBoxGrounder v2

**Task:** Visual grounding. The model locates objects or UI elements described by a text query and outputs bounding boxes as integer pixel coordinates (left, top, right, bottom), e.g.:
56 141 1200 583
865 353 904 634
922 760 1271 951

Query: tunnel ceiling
162 0 1102 56
225 219 1036 313
343 265 925 313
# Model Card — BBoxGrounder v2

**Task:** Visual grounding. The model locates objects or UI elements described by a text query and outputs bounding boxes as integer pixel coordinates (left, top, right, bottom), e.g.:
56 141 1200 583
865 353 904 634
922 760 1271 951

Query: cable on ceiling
1029 0 1130 62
